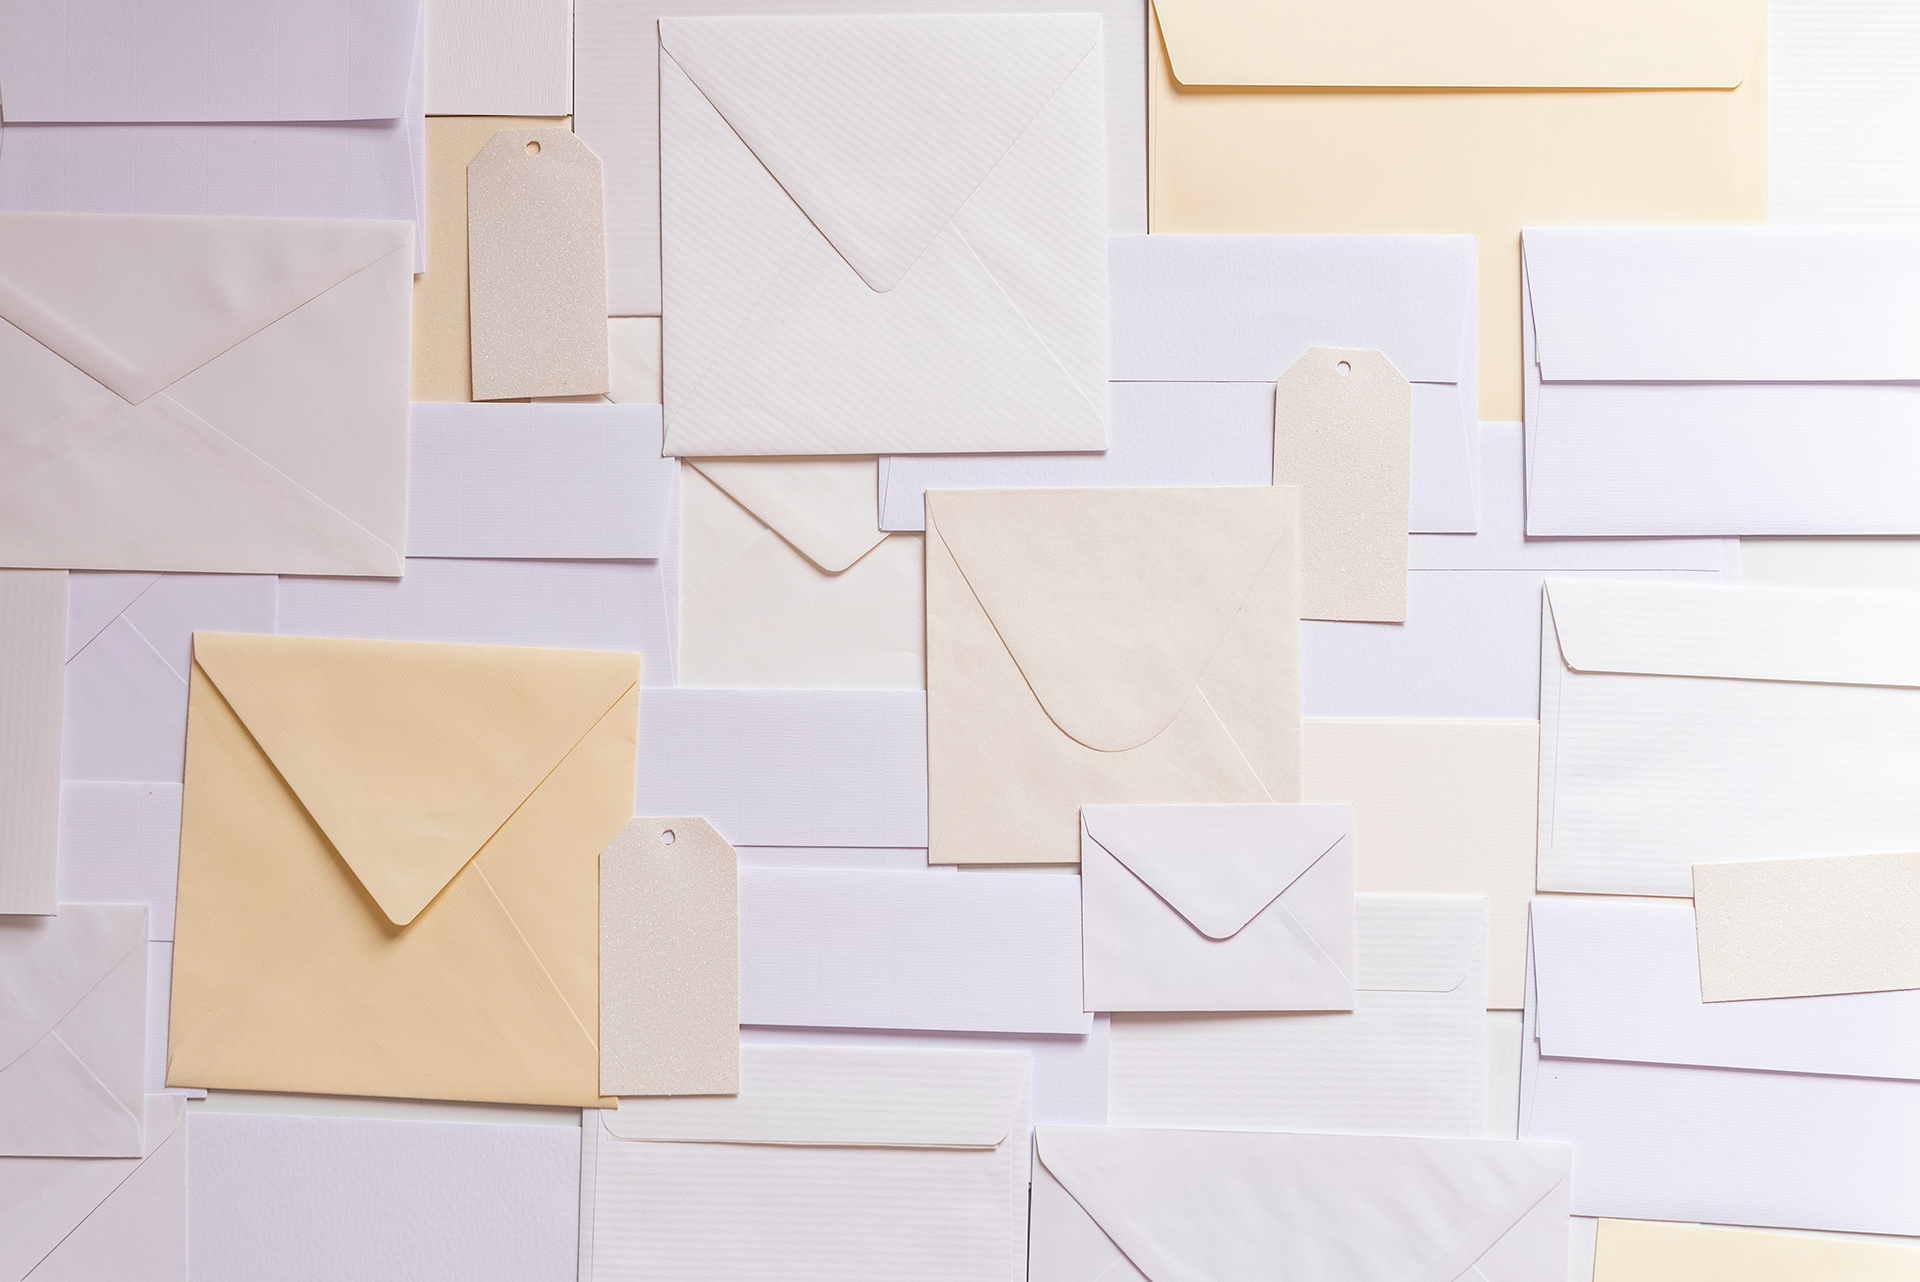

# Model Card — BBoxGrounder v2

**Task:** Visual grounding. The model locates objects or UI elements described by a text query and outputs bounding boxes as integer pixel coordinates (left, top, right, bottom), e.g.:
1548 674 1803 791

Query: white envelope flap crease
0 906 146 1070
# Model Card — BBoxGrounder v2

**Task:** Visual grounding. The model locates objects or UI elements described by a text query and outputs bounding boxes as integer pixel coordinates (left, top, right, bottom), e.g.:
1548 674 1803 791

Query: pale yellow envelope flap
1595 1218 1920 1281
1153 0 1760 89
928 488 1292 753
688 457 888 573
190 632 640 927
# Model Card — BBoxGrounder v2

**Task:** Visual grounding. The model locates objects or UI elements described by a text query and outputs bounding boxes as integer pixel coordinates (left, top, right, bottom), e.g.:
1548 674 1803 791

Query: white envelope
1109 894 1488 1138
0 213 413 575
0 1094 186 1282
679 459 924 689
0 905 147 1158
880 233 1480 533
58 783 185 943
585 1045 1029 1282
1519 908 1920 1235
425 0 571 114
1536 578 1920 895
189 1111 580 1282
1770 0 1920 225
741 867 1089 1034
658 14 1107 456
1305 422 1735 720
1522 226 1920 535
1030 1126 1570 1282
634 689 928 847
1079 804 1354 1013
0 570 63 915
573 0 1146 316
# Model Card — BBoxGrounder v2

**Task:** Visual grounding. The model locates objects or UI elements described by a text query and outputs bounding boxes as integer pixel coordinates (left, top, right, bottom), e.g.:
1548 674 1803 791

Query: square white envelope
1079 804 1354 1013
0 905 148 1158
0 213 412 576
1030 1126 1570 1282
880 233 1479 533
1522 226 1920 535
1537 578 1920 895
658 14 1107 456
584 1045 1030 1282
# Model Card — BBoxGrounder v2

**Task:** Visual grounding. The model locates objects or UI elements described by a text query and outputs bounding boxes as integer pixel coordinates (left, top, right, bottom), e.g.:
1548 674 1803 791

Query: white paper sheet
1772 0 1920 224
425 0 571 114
58 783 183 941
0 570 64 915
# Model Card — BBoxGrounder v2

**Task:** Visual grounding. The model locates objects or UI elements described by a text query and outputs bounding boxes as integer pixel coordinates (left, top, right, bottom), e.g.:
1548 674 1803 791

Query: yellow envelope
1147 0 1767 419
167 632 639 1107
927 488 1300 865
1594 1218 1920 1281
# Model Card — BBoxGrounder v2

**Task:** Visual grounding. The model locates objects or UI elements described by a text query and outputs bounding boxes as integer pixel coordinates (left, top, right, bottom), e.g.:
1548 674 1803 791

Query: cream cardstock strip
601 817 740 1096
468 128 610 400
1693 851 1920 1002
1274 346 1412 623
1594 1218 1920 1281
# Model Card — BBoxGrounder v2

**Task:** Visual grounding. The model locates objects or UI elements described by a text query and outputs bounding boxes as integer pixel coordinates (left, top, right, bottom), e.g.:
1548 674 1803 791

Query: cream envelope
0 212 412 575
1079 804 1354 1013
1030 1126 1570 1282
1147 0 1768 421
0 905 147 1158
0 1095 186 1282
680 459 924 689
659 14 1108 456
167 632 639 1107
927 488 1300 866
1593 1218 1920 1281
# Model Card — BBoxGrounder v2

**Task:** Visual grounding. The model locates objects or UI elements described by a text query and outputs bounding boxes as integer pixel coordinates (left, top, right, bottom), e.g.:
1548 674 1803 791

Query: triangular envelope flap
659 14 1098 293
930 488 1293 753
1154 0 1757 89
1037 1128 1570 1282
604 1045 1023 1148
0 906 146 1070
689 457 888 573
191 632 640 928
0 213 413 405
1083 805 1349 940
1545 579 1920 688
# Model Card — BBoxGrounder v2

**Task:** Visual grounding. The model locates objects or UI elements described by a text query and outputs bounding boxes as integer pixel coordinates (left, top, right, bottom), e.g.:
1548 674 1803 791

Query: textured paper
1031 1127 1569 1282
168 633 638 1106
601 817 740 1097
1147 0 1768 421
58 784 185 942
426 0 571 114
1080 804 1355 1013
468 128 610 401
0 571 64 915
1594 1218 1920 1281
1693 851 1920 1001
1274 347 1412 622
927 487 1301 865
658 14 1106 456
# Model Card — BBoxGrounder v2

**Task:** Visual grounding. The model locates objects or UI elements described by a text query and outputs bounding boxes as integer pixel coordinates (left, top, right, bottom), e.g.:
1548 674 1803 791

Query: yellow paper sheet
1594 1218 1920 1281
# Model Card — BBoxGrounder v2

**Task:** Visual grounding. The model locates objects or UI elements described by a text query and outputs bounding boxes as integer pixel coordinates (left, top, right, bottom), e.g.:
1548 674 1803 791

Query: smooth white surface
1771 0 1920 225
57 783 182 941
425 0 571 114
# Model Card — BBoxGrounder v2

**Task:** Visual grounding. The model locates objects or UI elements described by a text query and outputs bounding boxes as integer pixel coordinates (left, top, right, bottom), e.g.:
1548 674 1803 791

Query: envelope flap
191 632 641 927
689 457 888 573
1154 0 1759 89
1036 1127 1570 1282
658 14 1098 293
929 488 1295 752
1083 805 1349 940
603 1045 1024 1148
1545 579 1920 688
0 906 146 1071
0 213 413 406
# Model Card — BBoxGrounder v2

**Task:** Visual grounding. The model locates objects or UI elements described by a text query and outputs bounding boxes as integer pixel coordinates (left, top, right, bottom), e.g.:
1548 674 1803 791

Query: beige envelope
168 632 638 1107
927 487 1300 865
1147 0 1767 419
1594 1218 1920 1281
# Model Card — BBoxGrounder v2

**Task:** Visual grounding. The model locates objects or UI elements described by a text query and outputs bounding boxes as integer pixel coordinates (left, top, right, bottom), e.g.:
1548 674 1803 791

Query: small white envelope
1079 804 1354 1013
658 14 1107 456
0 213 412 576
0 905 147 1158
1030 1126 1570 1282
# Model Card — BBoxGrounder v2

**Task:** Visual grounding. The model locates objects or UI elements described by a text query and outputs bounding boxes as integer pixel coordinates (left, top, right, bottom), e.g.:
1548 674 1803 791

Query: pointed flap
65 574 160 661
659 14 1098 292
0 213 413 405
1083 804 1350 940
191 632 640 927
1155 0 1760 89
689 457 888 573
1037 1127 1569 1282
0 905 146 1071
604 1045 1023 1148
929 488 1295 752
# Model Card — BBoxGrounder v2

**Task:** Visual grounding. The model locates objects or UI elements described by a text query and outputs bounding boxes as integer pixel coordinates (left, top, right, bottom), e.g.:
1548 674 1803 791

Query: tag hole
660 829 675 846
1336 360 1351 375
525 140 542 156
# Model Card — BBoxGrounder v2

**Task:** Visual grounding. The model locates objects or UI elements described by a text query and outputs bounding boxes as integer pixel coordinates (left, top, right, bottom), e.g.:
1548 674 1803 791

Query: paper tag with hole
1274 346 1412 623
600 816 740 1096
468 127 610 400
